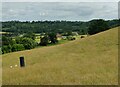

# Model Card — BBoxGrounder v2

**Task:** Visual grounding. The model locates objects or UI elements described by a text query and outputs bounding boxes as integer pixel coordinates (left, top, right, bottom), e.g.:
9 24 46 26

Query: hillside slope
2 27 118 85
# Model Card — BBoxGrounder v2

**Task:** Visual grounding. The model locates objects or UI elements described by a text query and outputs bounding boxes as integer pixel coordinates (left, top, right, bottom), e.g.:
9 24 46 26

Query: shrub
2 45 12 54
81 36 85 38
12 44 25 52
2 46 7 54
23 32 36 40
15 37 23 44
67 36 76 41
2 36 16 46
21 37 37 49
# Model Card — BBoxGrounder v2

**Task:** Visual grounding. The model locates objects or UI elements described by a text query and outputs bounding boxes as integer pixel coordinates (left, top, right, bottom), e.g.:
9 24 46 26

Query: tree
2 46 8 54
66 31 73 36
48 33 58 44
2 45 12 54
2 36 16 46
21 37 37 49
62 31 73 36
15 37 23 44
23 32 36 40
12 44 25 52
40 35 49 46
88 19 109 35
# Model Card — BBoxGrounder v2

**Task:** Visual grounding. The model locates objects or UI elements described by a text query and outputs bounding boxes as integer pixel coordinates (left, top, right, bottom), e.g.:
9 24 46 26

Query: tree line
1 19 120 54
2 19 119 36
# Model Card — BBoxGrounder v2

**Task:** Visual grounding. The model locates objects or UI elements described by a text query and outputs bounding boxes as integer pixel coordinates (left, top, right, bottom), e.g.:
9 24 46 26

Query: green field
2 27 118 85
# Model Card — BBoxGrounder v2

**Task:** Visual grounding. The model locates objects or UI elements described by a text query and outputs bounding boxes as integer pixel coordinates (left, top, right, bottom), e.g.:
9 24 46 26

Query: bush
23 32 36 40
2 45 12 54
21 37 37 49
2 36 16 46
81 36 85 38
67 36 76 41
12 44 25 52
2 46 8 54
15 37 23 44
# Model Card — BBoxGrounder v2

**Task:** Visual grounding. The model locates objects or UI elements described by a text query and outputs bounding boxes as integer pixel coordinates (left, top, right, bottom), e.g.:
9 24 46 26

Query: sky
1 0 120 2
2 2 119 21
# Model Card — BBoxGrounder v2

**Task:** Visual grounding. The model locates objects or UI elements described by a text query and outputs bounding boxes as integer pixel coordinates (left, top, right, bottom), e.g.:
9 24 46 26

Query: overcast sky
1 0 120 2
2 2 118 21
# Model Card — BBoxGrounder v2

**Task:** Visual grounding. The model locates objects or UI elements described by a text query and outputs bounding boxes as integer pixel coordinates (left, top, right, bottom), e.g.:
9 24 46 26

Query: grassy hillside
2 27 118 85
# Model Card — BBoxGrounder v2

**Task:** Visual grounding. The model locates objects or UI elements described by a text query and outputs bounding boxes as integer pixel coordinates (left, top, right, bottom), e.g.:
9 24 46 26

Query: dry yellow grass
2 27 118 85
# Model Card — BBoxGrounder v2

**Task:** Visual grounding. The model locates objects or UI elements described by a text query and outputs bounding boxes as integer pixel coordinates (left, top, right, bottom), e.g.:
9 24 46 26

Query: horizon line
1 18 119 22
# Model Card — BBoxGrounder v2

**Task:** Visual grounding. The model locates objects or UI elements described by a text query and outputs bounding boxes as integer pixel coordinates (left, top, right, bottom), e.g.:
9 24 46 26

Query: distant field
0 32 7 34
35 34 84 43
2 27 118 85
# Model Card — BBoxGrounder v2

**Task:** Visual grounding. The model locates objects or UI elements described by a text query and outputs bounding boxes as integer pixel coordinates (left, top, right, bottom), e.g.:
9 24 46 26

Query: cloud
2 2 118 21
2 0 120 2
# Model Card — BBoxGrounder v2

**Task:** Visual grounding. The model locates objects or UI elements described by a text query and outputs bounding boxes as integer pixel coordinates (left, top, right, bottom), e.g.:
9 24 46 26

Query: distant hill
2 27 118 85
